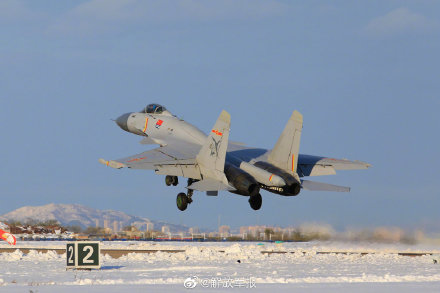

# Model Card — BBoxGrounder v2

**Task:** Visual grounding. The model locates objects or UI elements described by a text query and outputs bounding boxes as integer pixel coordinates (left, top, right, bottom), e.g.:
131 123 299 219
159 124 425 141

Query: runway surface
1 241 439 292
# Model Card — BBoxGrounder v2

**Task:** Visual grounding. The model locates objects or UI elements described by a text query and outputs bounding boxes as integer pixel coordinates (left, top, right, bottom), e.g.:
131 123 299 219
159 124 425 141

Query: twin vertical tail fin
196 110 230 181
196 109 300 186
268 110 303 174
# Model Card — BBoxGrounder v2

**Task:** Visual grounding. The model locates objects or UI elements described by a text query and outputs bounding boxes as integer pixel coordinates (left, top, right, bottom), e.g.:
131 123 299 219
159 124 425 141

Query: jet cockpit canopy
140 104 171 115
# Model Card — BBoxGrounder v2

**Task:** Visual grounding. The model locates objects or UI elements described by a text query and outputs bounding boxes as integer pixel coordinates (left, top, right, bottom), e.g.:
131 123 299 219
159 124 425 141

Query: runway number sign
66 243 75 267
66 242 101 269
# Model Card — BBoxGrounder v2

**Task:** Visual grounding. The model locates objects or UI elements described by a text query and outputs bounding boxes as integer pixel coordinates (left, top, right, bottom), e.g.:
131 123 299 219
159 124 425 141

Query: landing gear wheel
166 176 179 186
249 193 262 210
176 193 188 211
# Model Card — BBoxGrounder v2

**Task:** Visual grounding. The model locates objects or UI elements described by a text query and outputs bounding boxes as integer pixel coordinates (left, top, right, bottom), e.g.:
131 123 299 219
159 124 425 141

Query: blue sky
1 1 439 231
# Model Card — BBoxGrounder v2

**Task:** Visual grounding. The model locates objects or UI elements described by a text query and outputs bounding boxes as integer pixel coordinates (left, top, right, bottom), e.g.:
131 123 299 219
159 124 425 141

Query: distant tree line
7 219 61 227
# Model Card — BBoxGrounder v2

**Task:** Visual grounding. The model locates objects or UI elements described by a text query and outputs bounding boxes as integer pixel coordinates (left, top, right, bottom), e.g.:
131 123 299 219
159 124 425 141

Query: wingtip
292 110 303 122
98 158 125 169
360 161 373 168
353 160 372 169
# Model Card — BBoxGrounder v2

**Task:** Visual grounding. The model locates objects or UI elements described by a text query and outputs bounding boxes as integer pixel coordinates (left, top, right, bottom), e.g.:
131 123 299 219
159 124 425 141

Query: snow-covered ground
1 241 440 292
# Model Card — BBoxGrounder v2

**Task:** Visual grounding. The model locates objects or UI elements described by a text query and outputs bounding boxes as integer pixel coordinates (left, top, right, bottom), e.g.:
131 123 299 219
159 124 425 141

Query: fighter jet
100 104 370 211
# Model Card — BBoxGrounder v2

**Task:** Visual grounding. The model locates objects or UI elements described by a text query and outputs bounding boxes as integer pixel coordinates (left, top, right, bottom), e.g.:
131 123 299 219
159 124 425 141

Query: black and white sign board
67 242 101 269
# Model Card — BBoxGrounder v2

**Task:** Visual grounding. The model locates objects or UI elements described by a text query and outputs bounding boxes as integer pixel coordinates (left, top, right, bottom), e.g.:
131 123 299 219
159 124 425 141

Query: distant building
161 225 170 234
103 227 112 235
239 227 248 234
208 232 219 238
113 221 119 232
240 226 269 237
125 226 144 239
189 227 199 234
95 219 99 228
219 225 230 237
104 219 109 229
146 222 154 232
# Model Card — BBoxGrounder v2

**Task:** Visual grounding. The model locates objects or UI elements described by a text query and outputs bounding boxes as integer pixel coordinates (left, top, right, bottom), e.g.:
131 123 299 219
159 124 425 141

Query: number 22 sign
67 242 101 269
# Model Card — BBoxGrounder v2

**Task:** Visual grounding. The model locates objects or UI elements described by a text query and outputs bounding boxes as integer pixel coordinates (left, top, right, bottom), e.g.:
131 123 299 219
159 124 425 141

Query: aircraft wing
99 110 233 186
297 154 371 177
99 142 204 180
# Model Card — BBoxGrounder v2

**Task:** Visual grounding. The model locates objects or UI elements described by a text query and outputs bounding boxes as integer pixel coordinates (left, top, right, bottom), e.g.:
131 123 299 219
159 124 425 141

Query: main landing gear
165 175 178 186
249 193 262 210
175 178 195 211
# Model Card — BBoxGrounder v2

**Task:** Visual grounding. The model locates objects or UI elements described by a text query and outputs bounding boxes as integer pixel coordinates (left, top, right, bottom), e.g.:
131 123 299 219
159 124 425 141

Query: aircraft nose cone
115 113 131 132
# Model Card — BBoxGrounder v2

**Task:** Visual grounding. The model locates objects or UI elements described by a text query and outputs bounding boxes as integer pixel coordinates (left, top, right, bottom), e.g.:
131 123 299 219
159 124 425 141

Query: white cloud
365 7 439 37
47 0 289 36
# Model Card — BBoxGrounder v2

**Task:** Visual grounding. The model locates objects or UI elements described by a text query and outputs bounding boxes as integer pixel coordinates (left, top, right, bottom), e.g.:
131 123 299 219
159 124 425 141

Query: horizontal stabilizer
297 155 371 177
187 179 234 192
301 179 350 192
